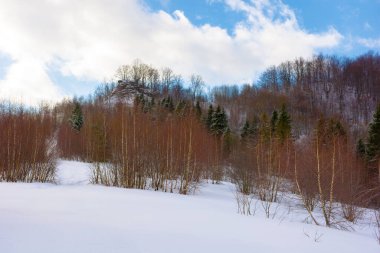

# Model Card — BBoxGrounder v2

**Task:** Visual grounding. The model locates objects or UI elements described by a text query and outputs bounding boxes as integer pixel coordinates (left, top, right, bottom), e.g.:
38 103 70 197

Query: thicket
56 94 223 193
0 53 379 234
0 104 56 182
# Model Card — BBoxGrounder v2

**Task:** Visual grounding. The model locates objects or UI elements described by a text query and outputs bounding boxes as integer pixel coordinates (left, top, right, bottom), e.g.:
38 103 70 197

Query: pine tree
316 117 345 144
221 108 228 132
166 96 174 111
240 117 258 142
270 110 278 134
211 106 228 136
70 102 84 132
134 94 141 106
241 120 251 139
161 96 174 112
168 97 174 112
328 119 345 137
366 105 380 161
160 97 166 107
195 101 202 119
276 105 291 143
210 105 222 134
205 105 214 130
140 96 147 112
357 138 366 158
175 100 187 116
223 127 232 155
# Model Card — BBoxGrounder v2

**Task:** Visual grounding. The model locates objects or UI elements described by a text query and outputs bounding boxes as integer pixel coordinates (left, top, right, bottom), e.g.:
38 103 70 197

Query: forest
1 52 380 232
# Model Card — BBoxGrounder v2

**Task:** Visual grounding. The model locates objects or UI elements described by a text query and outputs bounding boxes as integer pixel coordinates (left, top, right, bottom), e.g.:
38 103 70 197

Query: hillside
0 161 378 253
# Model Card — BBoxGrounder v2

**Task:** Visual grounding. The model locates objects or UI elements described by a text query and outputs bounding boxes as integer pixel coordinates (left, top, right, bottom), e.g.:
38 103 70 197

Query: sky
0 0 379 105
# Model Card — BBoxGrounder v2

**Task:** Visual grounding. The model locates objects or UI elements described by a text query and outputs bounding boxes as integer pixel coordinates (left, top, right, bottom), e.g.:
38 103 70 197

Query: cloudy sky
0 0 379 105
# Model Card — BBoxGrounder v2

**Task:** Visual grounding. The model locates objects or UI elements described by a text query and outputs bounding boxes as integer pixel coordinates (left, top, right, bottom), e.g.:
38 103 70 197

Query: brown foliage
0 104 56 182
57 98 221 194
294 118 367 226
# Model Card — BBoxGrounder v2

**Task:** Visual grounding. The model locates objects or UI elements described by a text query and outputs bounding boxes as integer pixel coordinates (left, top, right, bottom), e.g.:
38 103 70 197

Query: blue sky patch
0 53 13 80
145 0 380 56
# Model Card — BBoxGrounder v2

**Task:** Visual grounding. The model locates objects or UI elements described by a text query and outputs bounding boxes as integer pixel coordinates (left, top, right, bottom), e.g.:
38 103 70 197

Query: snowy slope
0 161 378 253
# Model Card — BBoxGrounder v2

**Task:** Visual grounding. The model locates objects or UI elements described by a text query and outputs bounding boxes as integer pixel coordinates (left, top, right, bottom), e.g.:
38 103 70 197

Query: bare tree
190 74 205 102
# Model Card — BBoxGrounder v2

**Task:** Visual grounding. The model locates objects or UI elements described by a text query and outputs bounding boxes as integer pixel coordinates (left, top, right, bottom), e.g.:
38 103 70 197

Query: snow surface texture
0 160 378 253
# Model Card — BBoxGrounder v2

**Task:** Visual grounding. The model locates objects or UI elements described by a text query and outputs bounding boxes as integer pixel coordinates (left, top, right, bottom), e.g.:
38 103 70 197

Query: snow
55 160 92 185
0 160 378 253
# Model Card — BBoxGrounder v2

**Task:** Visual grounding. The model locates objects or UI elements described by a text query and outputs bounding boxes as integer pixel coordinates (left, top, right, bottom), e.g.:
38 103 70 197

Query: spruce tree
140 96 147 112
211 106 228 136
211 105 222 134
175 100 187 116
276 105 291 143
270 110 278 134
221 108 228 132
70 102 84 132
357 139 366 158
241 118 259 145
160 97 166 107
328 119 345 137
223 127 232 155
366 105 380 161
205 105 214 130
166 96 174 111
161 96 174 112
134 94 143 107
241 120 251 139
195 101 202 119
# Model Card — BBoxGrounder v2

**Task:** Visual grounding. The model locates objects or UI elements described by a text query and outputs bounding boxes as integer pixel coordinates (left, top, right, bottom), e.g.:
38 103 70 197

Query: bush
0 104 56 182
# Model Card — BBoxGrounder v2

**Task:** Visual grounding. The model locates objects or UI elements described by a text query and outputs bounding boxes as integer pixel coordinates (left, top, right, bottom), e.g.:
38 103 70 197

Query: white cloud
0 58 62 105
0 0 342 105
357 37 380 49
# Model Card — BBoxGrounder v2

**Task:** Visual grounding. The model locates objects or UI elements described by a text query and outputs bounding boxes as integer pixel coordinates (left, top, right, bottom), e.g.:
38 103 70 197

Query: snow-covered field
0 160 378 253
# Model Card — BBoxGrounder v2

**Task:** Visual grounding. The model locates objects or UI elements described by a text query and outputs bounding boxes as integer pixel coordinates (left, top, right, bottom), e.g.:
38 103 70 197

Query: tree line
0 52 379 231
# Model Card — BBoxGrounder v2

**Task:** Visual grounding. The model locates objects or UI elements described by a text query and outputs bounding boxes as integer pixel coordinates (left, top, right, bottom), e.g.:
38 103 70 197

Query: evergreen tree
366 105 380 161
223 127 233 155
270 110 278 134
357 138 366 158
134 94 143 107
175 100 187 116
241 116 260 143
328 119 345 137
161 96 174 112
160 97 166 107
195 101 202 119
221 108 228 131
168 97 174 112
167 97 174 112
210 105 222 134
70 102 84 132
140 96 147 112
276 105 291 142
205 105 214 130
241 120 251 139
316 117 345 145
211 106 228 136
